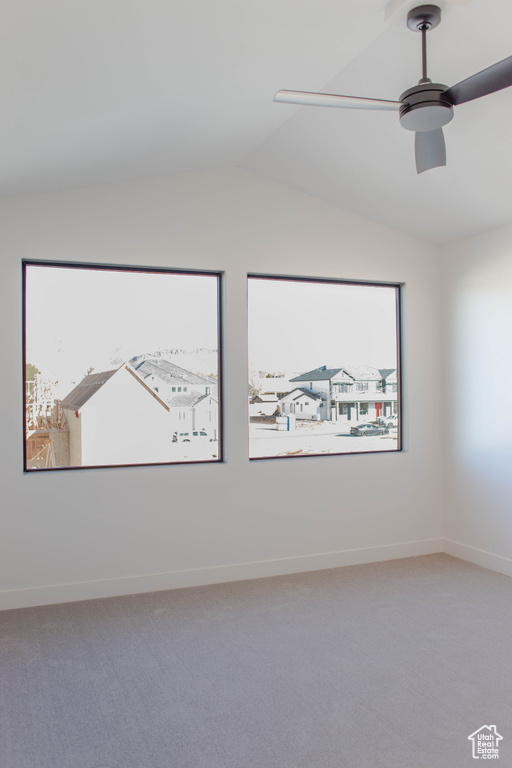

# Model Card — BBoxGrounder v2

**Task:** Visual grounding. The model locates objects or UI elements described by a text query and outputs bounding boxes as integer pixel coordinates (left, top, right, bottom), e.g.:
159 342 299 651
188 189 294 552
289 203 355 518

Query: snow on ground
168 440 219 463
249 421 398 458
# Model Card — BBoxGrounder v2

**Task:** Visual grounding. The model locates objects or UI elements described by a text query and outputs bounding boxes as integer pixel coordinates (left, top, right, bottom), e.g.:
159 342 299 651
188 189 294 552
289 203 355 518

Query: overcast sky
248 278 398 373
25 265 219 391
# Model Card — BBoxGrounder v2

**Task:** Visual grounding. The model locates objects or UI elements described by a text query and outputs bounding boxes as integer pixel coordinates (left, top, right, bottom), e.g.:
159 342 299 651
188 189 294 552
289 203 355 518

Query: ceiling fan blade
415 128 446 174
274 90 401 111
444 55 512 105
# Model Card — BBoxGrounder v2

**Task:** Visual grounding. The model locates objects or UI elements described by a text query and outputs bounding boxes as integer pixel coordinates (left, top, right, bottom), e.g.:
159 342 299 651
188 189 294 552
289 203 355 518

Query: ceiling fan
274 4 512 174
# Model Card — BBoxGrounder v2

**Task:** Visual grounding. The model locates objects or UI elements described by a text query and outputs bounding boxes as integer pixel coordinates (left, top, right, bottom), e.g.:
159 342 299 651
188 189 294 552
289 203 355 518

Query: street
249 421 398 458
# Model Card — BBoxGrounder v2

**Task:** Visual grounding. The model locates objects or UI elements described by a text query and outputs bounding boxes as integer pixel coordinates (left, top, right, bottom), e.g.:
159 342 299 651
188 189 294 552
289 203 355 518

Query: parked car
172 430 210 443
350 423 389 436
377 414 398 428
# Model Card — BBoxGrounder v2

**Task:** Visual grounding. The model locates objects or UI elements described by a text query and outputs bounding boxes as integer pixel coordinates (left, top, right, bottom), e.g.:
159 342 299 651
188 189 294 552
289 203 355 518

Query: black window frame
23 259 224 471
247 273 403 460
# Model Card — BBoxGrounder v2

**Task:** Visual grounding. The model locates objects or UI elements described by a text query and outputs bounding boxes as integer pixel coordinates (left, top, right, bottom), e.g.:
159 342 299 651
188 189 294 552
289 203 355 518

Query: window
248 275 401 458
23 261 222 470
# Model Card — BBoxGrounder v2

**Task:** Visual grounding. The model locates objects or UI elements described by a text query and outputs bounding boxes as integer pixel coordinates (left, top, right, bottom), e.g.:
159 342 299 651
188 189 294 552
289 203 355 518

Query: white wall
0 168 444 608
441 224 512 575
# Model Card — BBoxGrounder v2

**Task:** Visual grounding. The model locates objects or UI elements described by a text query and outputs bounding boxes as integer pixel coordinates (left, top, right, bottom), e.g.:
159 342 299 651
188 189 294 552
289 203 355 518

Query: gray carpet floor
1 554 511 768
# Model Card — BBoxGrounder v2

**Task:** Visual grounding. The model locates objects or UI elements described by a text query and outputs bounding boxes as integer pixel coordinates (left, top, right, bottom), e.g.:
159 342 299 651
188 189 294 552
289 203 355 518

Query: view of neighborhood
249 363 399 458
248 277 400 458
25 353 220 468
24 267 400 467
24 264 221 469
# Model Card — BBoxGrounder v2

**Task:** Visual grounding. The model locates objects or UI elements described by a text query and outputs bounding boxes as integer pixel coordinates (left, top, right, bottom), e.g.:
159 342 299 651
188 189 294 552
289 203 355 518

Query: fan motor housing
399 82 453 131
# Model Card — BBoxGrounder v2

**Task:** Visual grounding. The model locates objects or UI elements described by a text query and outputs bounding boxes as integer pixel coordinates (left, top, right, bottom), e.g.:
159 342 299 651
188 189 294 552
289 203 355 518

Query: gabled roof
281 387 323 401
61 365 171 412
168 393 201 408
169 392 217 408
133 358 216 389
194 392 218 407
291 364 395 383
341 365 383 381
293 387 323 401
290 366 342 383
61 370 117 410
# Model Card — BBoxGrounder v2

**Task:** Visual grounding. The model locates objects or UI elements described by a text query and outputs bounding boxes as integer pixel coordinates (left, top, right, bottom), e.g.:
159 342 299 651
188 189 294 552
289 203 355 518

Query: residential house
249 393 280 417
132 357 219 439
278 387 325 420
132 358 217 399
171 391 219 440
61 365 173 466
61 361 220 465
290 365 398 423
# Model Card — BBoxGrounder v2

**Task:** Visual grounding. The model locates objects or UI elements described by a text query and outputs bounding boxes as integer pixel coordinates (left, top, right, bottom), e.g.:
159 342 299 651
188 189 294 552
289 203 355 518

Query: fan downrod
407 5 441 32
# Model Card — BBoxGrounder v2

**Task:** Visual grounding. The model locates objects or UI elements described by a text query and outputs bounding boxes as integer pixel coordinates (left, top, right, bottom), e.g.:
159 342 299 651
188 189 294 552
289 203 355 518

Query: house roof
341 365 384 382
61 370 117 410
134 358 216 389
282 387 323 401
61 365 171 412
290 366 342 383
194 392 218 407
379 368 397 380
168 394 200 408
291 364 391 383
169 392 217 408
293 388 322 401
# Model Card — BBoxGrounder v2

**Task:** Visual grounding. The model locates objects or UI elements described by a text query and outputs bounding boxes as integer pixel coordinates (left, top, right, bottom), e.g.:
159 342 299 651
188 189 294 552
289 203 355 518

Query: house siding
78 367 171 466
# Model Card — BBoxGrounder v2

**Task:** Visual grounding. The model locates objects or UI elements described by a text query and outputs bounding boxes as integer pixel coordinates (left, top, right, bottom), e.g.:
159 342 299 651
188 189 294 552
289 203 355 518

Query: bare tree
248 369 262 399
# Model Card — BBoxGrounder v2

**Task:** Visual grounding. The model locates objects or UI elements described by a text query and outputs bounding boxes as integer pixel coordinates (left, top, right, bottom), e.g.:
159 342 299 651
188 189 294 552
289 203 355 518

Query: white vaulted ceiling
1 0 512 242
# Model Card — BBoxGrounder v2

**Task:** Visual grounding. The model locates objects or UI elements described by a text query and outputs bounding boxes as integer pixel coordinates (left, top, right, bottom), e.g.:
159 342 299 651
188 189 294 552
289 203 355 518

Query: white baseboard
0 538 444 610
443 539 512 578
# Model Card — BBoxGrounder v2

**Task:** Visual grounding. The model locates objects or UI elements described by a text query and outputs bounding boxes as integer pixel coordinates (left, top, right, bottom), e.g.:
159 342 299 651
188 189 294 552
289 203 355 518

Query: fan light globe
399 82 454 132
400 103 453 131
